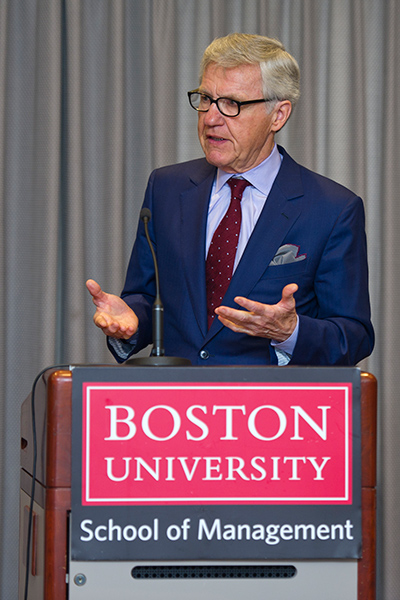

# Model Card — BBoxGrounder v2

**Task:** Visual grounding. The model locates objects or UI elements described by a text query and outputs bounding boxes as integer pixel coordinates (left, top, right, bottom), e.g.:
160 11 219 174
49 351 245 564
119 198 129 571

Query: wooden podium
19 368 377 600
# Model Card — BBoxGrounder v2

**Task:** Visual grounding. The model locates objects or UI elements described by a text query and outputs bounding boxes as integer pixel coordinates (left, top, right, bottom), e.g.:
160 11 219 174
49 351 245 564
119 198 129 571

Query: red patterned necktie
206 177 251 329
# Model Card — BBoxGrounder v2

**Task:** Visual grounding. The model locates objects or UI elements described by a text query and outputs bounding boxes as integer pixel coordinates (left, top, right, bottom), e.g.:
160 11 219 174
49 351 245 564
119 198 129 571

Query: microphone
125 208 191 366
140 208 164 357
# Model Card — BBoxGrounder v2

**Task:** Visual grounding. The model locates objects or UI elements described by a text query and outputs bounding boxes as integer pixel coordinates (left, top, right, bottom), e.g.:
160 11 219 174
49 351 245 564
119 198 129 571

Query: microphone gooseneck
140 208 164 357
124 209 191 366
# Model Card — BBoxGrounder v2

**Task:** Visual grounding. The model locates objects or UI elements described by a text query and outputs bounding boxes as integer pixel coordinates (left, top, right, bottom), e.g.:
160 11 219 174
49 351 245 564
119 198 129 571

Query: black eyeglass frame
187 90 276 117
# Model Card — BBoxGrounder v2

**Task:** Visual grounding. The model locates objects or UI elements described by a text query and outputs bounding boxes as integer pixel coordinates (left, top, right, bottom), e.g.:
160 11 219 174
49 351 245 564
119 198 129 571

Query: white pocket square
269 244 307 266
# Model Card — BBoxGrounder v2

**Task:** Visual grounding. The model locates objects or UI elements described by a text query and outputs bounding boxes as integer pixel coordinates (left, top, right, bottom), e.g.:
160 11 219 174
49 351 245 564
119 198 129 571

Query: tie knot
227 177 251 200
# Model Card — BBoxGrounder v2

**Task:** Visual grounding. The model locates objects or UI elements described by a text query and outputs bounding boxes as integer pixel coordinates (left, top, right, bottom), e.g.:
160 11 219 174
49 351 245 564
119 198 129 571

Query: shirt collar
215 144 282 196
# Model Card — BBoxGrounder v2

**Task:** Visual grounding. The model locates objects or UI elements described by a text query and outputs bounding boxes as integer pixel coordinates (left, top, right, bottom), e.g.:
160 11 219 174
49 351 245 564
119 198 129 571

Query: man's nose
203 102 225 125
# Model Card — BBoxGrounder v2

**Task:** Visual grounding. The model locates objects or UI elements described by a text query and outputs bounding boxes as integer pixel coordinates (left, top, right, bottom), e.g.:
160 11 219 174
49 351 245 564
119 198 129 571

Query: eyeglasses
187 90 275 117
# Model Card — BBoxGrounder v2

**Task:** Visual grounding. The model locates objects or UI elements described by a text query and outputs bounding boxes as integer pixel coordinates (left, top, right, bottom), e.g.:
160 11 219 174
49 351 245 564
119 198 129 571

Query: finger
233 285 298 313
217 314 253 334
215 305 260 333
96 321 123 337
86 279 102 298
93 312 112 329
281 283 298 306
215 304 249 323
232 296 265 314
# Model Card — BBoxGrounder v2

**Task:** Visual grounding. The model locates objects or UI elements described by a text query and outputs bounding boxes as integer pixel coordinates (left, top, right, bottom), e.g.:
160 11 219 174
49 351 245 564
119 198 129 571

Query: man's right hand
86 279 139 339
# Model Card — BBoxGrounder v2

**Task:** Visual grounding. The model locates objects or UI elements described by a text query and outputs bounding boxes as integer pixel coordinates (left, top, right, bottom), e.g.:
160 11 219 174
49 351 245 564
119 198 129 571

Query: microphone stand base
125 356 192 367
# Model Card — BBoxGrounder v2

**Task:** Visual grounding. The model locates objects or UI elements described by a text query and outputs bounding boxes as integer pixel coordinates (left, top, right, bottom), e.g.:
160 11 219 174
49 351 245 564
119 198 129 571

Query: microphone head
140 207 152 222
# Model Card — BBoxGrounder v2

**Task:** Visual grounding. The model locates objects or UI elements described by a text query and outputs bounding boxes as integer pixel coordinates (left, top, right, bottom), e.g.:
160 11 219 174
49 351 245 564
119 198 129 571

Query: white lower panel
68 559 357 600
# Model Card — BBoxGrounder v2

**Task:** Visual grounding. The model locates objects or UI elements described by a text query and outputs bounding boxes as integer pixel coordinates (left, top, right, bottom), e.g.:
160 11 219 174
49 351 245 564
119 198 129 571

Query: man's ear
271 100 292 132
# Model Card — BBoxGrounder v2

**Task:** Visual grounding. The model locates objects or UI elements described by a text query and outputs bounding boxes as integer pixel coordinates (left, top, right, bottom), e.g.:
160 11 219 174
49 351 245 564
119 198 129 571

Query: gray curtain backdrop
0 0 398 597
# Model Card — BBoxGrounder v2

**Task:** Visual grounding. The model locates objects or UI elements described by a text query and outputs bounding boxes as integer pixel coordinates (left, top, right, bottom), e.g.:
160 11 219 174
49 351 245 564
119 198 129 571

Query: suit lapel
227 186 302 298
205 149 304 340
180 161 216 337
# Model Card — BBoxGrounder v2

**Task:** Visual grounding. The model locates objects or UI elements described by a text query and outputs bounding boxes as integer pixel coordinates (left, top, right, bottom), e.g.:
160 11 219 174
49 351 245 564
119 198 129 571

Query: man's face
197 63 282 174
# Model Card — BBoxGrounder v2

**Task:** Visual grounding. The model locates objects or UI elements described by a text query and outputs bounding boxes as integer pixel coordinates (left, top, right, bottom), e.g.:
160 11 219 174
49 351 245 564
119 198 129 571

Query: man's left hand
214 283 298 342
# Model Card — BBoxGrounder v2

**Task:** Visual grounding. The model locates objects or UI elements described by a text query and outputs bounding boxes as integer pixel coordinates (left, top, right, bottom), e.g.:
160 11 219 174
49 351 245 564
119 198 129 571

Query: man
86 33 374 366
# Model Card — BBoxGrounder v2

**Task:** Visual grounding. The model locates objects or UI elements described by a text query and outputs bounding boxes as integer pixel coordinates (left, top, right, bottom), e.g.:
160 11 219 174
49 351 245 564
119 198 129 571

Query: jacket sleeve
107 173 158 361
290 195 374 365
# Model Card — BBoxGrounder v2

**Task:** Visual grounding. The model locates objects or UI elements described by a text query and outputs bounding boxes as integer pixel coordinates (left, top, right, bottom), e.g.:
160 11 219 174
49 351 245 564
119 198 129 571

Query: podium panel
19 367 376 600
68 559 357 600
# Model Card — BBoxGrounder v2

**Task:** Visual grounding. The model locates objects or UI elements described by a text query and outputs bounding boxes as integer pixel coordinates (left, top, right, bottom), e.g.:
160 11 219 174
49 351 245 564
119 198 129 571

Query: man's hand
86 279 139 339
214 283 298 342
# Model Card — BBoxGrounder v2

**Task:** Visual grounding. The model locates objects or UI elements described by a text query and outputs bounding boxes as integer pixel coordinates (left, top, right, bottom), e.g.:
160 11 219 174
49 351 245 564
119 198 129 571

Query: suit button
199 350 210 360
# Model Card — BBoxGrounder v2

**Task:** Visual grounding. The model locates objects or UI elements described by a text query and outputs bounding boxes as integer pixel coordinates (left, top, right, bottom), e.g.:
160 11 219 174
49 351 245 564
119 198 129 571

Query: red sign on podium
82 382 352 506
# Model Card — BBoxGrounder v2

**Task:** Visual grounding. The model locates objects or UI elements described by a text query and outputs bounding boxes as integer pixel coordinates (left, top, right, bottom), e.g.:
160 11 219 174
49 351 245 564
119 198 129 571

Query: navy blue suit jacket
111 147 374 366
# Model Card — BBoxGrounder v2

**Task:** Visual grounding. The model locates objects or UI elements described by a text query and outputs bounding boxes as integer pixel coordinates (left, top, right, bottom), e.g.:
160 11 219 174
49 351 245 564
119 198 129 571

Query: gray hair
199 33 300 109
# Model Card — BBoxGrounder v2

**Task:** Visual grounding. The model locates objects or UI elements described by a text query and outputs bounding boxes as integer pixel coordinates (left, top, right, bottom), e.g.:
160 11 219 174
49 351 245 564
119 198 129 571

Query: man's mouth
208 135 226 142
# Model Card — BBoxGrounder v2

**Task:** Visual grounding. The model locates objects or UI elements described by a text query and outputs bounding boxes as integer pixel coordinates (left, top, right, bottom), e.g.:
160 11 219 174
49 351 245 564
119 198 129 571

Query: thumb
281 283 298 306
86 279 104 300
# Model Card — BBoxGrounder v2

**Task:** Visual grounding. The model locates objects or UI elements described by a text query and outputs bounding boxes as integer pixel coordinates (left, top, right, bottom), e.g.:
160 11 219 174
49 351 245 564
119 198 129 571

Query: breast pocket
248 260 310 306
260 258 309 280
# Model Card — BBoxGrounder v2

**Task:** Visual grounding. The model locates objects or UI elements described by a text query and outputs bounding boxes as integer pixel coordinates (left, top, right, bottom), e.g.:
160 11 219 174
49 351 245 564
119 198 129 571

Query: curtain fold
0 1 398 597
379 2 400 598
